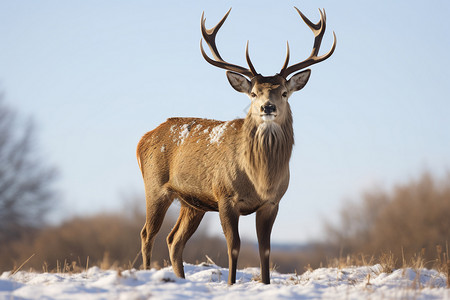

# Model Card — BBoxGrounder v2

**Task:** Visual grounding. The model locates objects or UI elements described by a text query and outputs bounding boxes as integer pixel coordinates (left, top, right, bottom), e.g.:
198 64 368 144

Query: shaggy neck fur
240 108 294 200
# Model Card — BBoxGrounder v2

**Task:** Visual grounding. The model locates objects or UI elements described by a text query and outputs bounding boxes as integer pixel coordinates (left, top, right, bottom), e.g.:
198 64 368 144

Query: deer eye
282 91 288 98
251 92 257 98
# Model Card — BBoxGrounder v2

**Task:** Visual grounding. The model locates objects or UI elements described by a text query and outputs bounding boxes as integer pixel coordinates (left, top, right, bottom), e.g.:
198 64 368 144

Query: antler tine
245 41 258 76
200 9 257 78
296 7 321 31
280 7 337 78
201 9 231 61
280 41 290 73
309 8 326 58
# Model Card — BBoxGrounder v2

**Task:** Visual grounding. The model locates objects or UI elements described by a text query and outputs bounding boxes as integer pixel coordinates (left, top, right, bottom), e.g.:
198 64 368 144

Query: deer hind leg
167 203 205 278
141 191 172 270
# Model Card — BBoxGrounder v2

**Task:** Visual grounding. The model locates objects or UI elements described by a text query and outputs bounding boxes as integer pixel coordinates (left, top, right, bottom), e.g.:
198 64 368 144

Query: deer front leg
256 203 279 284
218 202 240 285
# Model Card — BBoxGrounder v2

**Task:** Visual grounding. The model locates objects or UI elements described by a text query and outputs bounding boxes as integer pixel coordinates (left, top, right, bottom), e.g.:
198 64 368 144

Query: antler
200 9 258 78
280 7 337 78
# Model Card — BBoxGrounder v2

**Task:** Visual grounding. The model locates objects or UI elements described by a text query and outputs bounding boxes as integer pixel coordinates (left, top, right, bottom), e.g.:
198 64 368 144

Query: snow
209 122 229 145
168 122 233 146
170 124 191 146
178 124 190 145
1 264 448 299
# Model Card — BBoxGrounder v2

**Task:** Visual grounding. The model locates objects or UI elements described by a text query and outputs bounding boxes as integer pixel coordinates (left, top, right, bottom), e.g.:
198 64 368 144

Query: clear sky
1 0 449 244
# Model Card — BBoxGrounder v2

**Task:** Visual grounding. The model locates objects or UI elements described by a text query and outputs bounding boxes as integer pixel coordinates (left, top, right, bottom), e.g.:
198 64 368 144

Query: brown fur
241 108 294 200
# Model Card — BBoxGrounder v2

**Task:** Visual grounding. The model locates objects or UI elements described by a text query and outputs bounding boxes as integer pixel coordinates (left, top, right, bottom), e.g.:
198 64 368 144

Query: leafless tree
0 95 57 244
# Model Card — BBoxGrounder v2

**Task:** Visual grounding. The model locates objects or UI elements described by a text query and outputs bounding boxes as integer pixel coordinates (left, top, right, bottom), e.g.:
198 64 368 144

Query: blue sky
1 0 449 244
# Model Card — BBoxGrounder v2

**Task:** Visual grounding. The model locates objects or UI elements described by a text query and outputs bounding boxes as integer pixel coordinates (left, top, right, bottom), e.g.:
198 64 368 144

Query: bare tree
0 95 57 243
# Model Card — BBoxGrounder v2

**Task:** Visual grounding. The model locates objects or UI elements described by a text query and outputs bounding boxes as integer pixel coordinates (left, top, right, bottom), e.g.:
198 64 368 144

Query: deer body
138 115 292 213
138 7 336 284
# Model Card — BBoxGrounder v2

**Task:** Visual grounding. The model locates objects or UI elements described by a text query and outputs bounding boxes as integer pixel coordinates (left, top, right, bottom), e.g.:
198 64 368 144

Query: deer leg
255 203 279 284
167 203 205 278
141 192 172 270
218 203 240 285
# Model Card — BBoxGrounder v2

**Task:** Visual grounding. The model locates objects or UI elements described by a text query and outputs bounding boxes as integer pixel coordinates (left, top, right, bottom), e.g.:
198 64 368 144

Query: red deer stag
137 7 336 284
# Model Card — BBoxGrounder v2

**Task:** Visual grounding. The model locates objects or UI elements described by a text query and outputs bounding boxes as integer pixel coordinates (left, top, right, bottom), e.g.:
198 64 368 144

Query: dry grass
434 244 450 288
11 254 35 275
379 251 396 273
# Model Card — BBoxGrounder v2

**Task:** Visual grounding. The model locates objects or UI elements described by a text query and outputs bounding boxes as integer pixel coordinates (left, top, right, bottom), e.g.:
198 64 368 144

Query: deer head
200 7 336 126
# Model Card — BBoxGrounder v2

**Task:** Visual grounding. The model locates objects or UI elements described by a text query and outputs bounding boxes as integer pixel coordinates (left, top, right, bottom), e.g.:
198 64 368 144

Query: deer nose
261 103 276 114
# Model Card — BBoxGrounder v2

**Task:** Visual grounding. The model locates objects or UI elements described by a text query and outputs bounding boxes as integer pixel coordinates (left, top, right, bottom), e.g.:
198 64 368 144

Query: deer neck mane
240 109 294 199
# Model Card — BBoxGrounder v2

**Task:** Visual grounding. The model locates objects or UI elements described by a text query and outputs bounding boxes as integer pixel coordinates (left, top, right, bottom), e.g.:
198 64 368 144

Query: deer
137 7 336 285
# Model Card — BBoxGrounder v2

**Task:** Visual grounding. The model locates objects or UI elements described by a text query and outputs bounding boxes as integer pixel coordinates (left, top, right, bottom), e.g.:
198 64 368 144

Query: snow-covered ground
1 263 448 299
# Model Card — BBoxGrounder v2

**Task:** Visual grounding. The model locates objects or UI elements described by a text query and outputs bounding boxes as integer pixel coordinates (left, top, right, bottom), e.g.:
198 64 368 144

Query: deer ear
287 69 311 92
226 71 251 94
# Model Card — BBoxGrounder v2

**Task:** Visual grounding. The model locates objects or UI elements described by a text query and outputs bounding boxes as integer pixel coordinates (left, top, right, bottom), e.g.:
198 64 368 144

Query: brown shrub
0 203 319 274
0 203 231 272
325 171 450 268
13 169 450 275
1 213 145 272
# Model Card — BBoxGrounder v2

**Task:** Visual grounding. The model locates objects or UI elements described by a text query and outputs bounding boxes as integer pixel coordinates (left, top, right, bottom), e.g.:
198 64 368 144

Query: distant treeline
325 171 450 268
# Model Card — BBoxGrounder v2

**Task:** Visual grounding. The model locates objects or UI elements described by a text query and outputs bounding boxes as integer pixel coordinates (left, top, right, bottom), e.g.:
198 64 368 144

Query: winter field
1 263 448 300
